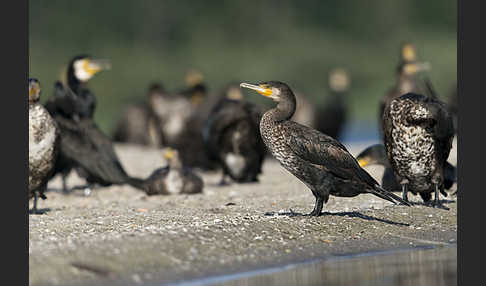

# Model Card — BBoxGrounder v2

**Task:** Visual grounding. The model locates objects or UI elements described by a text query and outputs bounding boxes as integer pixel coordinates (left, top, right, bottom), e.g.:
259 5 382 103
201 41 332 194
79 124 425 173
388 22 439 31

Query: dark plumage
356 144 456 193
51 115 145 190
203 84 266 184
45 55 142 192
29 79 60 213
315 68 350 140
383 93 454 208
142 149 203 195
447 85 458 134
112 83 164 147
241 81 410 216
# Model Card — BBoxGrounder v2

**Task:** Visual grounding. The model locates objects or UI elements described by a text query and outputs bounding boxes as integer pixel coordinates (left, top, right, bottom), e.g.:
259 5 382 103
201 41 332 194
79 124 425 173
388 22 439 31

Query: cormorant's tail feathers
126 176 146 191
370 184 412 206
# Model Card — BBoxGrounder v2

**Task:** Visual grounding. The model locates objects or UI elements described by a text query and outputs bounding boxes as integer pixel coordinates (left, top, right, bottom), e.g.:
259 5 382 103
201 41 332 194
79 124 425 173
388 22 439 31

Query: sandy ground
29 139 457 286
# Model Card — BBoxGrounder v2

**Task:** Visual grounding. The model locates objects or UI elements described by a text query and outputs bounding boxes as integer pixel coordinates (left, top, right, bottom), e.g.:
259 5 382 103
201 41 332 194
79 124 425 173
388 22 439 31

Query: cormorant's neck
271 98 296 122
67 68 84 92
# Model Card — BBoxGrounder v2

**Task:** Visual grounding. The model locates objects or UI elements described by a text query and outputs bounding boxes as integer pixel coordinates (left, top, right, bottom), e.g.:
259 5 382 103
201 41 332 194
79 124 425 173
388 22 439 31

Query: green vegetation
29 0 456 134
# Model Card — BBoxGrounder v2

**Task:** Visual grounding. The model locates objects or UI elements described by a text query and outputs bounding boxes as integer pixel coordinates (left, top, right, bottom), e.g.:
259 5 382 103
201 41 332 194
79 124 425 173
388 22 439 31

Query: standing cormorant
382 93 454 209
143 148 203 195
29 79 59 213
203 83 266 184
241 81 410 216
315 68 350 140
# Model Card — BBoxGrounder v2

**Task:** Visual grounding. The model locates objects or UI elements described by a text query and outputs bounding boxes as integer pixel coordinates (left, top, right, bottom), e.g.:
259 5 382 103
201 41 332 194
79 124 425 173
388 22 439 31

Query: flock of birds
29 43 457 215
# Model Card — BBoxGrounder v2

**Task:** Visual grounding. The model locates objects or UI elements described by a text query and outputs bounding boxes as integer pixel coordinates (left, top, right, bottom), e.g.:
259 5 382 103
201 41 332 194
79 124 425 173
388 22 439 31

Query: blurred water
167 246 456 286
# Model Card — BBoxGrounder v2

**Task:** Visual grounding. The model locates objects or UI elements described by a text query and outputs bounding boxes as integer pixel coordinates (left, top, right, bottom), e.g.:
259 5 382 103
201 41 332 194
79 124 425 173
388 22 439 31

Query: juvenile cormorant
29 79 60 213
203 84 266 184
315 68 350 140
241 81 410 216
382 93 454 208
143 148 203 195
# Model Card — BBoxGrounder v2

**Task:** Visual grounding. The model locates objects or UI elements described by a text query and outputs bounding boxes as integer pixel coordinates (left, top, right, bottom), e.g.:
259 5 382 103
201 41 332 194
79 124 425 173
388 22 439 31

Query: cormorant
382 93 454 209
203 83 266 184
356 144 457 195
112 83 164 147
315 68 350 140
241 81 410 216
29 79 59 213
143 148 203 195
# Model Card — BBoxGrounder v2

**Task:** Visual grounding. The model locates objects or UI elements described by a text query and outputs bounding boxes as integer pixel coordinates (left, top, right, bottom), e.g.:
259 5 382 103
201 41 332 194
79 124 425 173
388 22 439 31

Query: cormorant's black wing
54 116 130 184
283 121 379 187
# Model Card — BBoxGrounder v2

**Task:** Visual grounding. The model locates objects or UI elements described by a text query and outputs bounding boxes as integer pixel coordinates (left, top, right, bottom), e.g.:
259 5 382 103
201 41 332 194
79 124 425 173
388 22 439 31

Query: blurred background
29 0 456 142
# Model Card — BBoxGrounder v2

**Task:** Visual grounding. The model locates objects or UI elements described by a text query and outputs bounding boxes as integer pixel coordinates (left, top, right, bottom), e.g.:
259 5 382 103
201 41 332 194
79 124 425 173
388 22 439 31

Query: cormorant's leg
433 184 449 210
31 193 39 214
308 197 324 217
62 172 69 194
401 183 409 204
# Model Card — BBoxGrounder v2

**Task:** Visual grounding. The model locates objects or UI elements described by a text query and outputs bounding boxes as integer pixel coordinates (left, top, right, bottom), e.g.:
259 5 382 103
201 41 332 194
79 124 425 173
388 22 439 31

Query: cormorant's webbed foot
308 197 324 217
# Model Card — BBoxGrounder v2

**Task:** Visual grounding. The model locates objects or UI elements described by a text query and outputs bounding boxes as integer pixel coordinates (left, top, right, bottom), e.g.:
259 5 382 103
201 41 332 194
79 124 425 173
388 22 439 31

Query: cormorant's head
69 55 111 83
401 43 417 63
29 78 41 103
328 68 350 92
240 81 294 103
162 148 182 168
356 144 388 167
184 69 204 88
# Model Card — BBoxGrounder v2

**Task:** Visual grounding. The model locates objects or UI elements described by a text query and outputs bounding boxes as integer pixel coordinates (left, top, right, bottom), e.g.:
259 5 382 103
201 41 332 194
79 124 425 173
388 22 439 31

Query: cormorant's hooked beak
85 59 112 75
357 158 369 167
29 85 40 99
240 83 273 98
163 148 175 160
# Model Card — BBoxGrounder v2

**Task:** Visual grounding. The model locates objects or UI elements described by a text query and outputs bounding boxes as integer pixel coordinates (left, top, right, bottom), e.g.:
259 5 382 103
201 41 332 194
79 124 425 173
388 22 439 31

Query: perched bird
203 83 266 184
379 43 434 134
143 148 203 195
241 81 410 216
112 83 165 147
315 68 350 140
29 79 60 213
383 93 454 208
